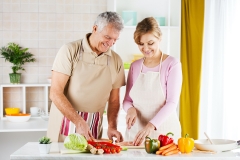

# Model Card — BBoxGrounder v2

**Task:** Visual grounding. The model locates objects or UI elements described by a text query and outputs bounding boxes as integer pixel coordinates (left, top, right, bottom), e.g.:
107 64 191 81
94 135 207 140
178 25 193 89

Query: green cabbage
64 133 88 151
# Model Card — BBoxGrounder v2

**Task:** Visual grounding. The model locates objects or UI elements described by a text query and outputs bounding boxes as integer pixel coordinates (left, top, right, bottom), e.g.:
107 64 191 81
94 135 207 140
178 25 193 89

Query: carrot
162 145 177 155
159 142 174 151
164 149 179 156
156 150 163 155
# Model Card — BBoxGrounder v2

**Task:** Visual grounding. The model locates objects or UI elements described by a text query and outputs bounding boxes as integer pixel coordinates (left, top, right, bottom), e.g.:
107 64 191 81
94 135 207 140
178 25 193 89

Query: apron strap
158 51 163 72
79 40 84 60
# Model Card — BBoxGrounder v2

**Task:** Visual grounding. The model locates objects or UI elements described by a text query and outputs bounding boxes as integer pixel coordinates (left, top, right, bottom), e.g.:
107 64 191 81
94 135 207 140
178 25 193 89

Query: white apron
47 40 112 142
125 54 181 143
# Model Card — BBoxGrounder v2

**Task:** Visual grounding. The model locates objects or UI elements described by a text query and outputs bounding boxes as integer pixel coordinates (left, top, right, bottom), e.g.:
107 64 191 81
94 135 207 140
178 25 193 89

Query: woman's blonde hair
134 17 162 44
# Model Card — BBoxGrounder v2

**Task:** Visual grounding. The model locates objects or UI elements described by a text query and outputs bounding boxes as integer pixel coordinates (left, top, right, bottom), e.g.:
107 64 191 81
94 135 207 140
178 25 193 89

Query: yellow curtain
180 0 204 140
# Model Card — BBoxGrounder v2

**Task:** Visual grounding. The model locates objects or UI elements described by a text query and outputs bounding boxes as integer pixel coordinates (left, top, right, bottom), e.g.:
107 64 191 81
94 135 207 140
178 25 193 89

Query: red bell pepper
158 132 174 147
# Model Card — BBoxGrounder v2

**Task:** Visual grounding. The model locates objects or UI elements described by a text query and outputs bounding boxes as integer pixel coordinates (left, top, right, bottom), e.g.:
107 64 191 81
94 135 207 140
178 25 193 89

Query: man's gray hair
94 11 124 32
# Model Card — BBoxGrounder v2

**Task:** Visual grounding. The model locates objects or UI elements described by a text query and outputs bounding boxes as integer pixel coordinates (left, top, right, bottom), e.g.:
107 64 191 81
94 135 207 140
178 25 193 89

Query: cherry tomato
116 147 121 153
104 148 111 154
110 147 116 154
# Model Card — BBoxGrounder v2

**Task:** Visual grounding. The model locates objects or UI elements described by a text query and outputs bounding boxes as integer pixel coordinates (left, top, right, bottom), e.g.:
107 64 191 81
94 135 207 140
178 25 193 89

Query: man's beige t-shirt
52 33 125 89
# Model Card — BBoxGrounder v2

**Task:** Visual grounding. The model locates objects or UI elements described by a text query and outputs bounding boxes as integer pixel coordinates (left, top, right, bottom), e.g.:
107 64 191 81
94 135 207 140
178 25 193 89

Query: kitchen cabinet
107 0 181 62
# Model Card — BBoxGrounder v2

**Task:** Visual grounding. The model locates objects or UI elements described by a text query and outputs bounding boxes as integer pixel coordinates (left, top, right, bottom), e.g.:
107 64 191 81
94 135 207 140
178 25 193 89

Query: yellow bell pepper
178 133 194 153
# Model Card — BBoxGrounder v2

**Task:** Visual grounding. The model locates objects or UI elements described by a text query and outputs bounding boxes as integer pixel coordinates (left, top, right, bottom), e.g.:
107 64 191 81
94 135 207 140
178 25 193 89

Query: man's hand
107 127 123 143
126 107 137 129
75 119 95 141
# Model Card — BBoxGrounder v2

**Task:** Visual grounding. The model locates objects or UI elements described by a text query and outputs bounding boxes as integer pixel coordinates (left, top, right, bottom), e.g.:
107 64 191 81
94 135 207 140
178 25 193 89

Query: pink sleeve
149 61 182 129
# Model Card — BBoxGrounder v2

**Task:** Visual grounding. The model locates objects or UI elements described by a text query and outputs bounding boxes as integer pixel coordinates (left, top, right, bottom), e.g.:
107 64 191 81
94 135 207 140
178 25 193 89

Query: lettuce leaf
64 133 88 151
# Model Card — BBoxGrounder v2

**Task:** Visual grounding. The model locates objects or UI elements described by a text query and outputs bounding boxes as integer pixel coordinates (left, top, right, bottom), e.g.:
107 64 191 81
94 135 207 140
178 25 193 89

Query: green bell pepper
144 136 160 154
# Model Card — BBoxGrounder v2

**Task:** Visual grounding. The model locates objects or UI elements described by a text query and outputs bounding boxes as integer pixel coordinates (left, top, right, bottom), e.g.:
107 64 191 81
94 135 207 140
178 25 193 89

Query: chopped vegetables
121 146 128 151
87 144 104 155
87 140 122 154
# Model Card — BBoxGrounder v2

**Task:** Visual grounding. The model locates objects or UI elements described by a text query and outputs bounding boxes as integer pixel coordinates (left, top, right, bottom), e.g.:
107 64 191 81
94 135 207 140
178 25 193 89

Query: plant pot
38 143 51 154
9 73 21 84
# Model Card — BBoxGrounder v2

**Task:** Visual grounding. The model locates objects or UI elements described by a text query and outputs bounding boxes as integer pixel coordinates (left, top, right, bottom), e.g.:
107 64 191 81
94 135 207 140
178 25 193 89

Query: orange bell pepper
178 133 194 153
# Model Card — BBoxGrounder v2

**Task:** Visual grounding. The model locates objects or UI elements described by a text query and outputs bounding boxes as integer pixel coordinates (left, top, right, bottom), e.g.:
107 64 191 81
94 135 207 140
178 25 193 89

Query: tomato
110 147 116 153
104 148 111 154
116 147 121 153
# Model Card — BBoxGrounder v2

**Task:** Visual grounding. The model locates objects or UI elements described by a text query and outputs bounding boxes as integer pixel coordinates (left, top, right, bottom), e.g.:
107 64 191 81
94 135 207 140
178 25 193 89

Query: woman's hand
126 107 137 129
133 122 155 146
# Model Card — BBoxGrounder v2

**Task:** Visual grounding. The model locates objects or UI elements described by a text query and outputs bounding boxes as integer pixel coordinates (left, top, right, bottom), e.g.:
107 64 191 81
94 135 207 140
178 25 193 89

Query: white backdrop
199 0 240 140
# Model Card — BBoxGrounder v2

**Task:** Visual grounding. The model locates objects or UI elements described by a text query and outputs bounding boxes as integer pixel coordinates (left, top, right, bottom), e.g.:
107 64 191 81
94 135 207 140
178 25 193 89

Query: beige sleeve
52 44 74 76
112 57 126 89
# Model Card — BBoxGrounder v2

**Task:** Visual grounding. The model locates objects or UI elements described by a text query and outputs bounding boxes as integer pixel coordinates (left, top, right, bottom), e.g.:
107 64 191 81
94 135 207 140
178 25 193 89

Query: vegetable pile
63 134 122 155
144 132 194 156
87 141 122 154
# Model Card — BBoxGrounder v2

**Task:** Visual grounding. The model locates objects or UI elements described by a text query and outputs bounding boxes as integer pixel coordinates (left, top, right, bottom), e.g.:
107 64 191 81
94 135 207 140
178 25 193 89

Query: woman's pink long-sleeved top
123 55 182 129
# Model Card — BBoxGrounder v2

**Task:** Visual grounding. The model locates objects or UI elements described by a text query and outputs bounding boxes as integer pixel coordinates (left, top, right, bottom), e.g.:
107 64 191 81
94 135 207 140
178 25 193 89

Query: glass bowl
40 112 49 121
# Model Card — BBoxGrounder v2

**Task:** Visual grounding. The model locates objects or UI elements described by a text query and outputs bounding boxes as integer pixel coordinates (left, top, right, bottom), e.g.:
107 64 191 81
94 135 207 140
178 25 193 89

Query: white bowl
6 113 31 122
195 139 238 152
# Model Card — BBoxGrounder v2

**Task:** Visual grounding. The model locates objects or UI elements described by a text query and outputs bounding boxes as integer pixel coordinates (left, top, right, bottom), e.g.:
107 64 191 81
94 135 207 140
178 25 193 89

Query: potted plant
0 42 36 84
38 136 52 154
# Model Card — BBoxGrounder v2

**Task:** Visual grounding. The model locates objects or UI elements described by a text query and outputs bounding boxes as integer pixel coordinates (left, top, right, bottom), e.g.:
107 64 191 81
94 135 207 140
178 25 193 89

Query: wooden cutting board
116 141 144 149
121 145 145 149
60 149 88 154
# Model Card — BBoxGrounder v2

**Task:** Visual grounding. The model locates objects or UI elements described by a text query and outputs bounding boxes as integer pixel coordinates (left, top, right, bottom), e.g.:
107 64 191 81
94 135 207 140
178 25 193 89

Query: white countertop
0 117 48 132
10 142 240 160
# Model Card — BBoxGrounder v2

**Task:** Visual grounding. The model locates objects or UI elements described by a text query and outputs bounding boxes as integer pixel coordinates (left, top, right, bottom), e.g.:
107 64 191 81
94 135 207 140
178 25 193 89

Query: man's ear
92 25 98 33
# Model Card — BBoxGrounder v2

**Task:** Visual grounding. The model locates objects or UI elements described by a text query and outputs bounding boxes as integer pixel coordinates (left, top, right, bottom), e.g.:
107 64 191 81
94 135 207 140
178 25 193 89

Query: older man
47 12 125 142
